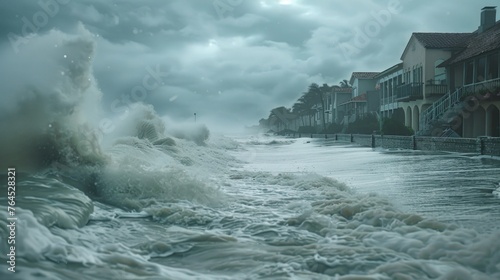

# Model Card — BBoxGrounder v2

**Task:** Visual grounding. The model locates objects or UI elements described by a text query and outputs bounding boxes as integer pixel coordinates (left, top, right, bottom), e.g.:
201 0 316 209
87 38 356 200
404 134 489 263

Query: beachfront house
339 72 379 124
397 31 473 132
421 6 500 137
376 63 404 121
325 86 353 124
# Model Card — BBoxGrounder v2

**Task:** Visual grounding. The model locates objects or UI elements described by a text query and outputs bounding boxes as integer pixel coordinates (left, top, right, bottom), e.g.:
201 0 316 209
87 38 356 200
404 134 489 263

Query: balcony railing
419 77 500 134
396 83 423 101
425 84 448 96
380 97 395 105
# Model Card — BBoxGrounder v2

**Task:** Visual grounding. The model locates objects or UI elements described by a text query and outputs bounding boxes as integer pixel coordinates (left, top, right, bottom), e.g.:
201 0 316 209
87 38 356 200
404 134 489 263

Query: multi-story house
376 63 404 120
339 72 379 123
325 87 353 124
397 31 473 132
421 6 500 137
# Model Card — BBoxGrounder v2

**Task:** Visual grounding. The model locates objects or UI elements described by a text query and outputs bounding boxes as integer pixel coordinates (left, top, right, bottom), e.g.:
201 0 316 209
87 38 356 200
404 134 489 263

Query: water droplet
63 54 67 58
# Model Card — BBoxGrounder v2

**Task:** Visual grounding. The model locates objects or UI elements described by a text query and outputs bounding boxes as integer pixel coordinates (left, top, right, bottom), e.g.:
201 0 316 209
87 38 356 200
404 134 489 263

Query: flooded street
236 136 500 232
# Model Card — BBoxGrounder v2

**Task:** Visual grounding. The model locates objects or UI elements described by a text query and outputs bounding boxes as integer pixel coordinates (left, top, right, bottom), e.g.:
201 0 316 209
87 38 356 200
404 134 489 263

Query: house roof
412 32 473 49
332 87 353 93
349 72 380 84
339 93 367 106
374 63 403 79
351 93 367 101
440 21 500 66
400 32 474 60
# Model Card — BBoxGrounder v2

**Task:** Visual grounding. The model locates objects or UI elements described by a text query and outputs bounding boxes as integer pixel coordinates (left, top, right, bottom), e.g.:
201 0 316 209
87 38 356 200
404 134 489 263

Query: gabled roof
441 21 500 66
349 72 380 85
400 32 474 60
413 33 473 49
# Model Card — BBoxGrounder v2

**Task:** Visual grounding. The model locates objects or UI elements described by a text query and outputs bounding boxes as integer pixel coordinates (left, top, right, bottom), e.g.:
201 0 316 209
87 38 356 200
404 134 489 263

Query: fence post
477 137 486 155
350 134 354 143
371 134 375 148
335 134 338 141
412 135 416 150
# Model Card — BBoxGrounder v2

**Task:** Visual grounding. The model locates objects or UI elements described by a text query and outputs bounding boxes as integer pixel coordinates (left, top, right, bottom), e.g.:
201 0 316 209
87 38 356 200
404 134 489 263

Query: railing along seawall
287 133 500 156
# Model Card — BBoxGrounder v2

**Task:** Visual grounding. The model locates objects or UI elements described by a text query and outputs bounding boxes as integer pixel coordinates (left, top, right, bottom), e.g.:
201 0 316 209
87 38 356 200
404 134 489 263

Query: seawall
288 133 500 156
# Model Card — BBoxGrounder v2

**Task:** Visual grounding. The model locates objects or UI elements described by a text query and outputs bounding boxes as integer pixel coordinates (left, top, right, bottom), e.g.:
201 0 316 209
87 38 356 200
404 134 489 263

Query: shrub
321 123 343 134
298 126 316 134
346 113 379 134
382 117 414 136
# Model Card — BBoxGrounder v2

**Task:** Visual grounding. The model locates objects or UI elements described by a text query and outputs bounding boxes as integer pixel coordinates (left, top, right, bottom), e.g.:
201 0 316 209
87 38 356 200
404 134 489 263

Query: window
413 66 423 84
434 59 446 83
487 52 499 80
404 70 410 84
476 56 486 82
464 61 474 85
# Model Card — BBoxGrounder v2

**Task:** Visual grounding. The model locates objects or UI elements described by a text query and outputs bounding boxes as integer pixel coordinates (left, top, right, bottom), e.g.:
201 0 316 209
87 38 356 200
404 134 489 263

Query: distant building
376 63 404 120
325 87 352 124
339 72 379 123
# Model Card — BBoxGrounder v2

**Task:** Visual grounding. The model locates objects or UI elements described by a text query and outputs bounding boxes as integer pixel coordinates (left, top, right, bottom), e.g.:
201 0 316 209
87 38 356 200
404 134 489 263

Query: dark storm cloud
0 0 497 129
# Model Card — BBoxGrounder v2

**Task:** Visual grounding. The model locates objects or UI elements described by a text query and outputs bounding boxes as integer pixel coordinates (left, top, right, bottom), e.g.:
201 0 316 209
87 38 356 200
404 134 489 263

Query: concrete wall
353 134 372 147
483 137 500 156
358 79 378 95
288 133 500 156
377 135 414 150
402 37 425 81
424 48 452 86
415 137 478 153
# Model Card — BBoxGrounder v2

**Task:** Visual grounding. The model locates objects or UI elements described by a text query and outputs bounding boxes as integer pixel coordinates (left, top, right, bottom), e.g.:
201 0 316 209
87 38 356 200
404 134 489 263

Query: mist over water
1 30 500 280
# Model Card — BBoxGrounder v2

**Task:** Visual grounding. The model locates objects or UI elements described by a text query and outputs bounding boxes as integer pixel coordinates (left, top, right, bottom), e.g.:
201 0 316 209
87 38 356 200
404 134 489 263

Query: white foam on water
1 27 500 279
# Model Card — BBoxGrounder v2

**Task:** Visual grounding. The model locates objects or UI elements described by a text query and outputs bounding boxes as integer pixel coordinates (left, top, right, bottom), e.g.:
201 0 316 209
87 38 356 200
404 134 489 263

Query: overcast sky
0 0 497 131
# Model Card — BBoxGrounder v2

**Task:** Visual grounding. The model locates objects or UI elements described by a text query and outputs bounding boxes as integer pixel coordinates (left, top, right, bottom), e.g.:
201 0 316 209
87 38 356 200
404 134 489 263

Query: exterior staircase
418 78 500 136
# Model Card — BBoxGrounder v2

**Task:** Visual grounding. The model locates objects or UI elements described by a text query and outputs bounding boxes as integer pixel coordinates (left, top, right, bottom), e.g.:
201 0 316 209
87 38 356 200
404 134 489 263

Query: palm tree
293 91 315 127
269 106 294 132
292 100 307 127
305 83 328 132
339 79 350 88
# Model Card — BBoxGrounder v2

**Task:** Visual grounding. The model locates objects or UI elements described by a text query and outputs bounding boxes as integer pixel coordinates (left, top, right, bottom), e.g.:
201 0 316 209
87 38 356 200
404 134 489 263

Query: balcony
380 96 398 111
425 82 448 97
396 83 423 101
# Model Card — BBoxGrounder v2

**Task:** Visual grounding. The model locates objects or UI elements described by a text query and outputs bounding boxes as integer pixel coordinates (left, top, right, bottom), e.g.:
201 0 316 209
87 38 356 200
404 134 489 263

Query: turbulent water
1 29 500 280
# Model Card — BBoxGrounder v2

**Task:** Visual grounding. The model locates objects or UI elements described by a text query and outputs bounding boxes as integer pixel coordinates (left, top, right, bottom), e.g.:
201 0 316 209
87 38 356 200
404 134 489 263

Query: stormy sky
0 0 497 131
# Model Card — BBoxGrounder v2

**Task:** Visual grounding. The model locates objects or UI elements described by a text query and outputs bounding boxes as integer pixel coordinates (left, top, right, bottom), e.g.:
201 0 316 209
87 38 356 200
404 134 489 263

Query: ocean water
2 133 500 280
1 29 500 280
